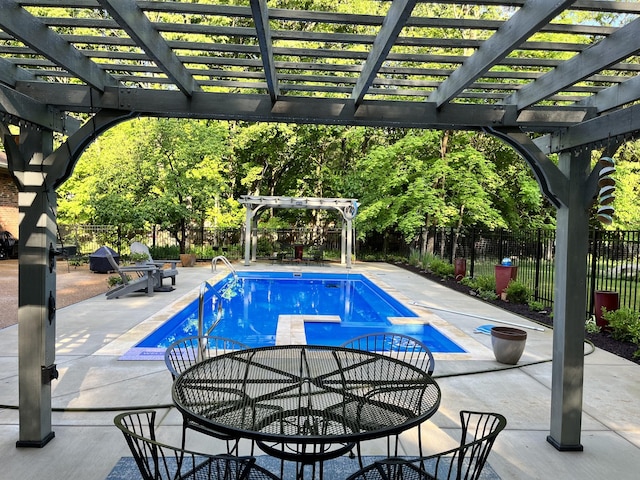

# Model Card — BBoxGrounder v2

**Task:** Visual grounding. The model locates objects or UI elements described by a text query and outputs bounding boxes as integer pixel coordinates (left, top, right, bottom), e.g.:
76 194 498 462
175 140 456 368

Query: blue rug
106 455 500 479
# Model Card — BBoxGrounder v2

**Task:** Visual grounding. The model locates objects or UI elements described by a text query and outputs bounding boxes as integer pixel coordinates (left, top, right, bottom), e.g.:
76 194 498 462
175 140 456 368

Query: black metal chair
340 333 436 459
344 410 507 480
165 335 249 380
114 410 280 480
165 335 249 454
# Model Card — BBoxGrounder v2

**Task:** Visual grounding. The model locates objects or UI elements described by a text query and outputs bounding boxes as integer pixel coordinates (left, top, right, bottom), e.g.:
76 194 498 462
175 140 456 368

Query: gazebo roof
1 0 639 151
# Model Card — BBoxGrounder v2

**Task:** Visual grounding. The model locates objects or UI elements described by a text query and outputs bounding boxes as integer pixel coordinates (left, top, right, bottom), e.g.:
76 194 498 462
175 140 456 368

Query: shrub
472 275 496 293
408 251 421 267
602 307 640 343
428 258 455 278
528 300 546 312
585 315 601 334
505 280 532 304
478 289 498 301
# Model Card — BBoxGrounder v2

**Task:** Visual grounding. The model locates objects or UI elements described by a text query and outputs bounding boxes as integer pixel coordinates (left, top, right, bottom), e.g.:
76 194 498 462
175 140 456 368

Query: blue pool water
135 271 465 353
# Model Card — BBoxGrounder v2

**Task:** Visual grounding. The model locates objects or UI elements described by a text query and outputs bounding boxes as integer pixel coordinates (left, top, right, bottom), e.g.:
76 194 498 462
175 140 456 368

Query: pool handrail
211 255 238 281
197 282 225 342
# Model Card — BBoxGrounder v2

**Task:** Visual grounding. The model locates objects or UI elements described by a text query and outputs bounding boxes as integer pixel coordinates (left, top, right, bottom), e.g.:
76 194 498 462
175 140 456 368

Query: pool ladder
198 254 236 342
211 255 238 281
197 282 224 344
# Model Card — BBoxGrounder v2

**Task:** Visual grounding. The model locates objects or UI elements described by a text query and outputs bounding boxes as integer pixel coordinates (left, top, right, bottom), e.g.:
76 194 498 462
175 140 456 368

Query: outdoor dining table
171 344 441 479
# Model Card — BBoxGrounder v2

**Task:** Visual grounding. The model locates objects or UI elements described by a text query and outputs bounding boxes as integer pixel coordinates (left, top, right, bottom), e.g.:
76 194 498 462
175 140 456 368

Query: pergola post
547 149 591 451
12 127 58 447
243 205 252 266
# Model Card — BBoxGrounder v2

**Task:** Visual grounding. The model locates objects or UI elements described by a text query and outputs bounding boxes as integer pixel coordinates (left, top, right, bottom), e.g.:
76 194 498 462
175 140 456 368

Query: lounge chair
130 241 179 286
104 248 158 300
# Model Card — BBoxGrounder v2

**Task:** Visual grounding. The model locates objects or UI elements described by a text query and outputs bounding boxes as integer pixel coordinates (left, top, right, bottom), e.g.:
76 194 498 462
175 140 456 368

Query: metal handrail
211 255 238 281
197 282 226 341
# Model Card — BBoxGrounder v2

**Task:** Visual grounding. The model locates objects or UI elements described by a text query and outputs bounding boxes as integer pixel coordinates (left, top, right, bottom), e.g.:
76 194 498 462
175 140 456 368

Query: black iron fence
421 227 640 318
57 223 640 318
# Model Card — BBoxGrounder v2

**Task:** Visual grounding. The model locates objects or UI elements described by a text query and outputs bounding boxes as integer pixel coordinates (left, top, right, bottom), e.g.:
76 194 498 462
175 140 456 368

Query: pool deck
1 261 639 479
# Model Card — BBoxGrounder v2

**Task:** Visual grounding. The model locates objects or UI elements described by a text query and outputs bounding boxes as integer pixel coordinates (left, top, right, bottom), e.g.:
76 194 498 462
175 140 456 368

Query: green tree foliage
58 118 233 252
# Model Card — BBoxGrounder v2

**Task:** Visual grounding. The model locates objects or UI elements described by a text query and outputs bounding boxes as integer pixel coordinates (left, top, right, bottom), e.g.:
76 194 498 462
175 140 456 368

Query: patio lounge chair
345 410 507 480
114 410 280 480
130 241 179 286
104 248 158 300
165 335 249 454
340 333 435 460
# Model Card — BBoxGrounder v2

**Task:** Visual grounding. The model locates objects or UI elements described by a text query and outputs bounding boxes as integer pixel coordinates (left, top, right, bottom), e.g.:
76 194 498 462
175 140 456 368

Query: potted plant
129 252 150 265
490 326 527 365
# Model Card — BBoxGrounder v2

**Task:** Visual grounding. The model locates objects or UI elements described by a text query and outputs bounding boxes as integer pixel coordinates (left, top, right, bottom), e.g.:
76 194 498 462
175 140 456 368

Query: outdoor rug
106 455 500 479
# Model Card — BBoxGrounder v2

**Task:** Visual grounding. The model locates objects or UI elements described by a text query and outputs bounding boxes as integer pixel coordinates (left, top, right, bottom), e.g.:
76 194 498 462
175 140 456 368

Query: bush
428 258 455 278
505 280 532 304
528 300 546 312
602 307 640 343
471 275 496 293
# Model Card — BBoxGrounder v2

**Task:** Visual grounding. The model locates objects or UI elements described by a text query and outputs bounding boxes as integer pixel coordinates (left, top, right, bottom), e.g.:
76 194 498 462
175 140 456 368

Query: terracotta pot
179 253 196 267
454 258 466 281
495 265 518 295
491 326 527 365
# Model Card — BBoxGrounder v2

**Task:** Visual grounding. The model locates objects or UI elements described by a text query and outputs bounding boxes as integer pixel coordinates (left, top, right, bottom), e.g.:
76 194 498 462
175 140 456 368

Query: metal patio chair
340 332 436 460
345 410 507 480
165 335 249 453
114 410 280 480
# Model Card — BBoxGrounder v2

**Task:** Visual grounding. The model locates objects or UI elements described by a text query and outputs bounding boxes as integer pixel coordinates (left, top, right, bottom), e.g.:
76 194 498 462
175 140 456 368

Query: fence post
469 227 476 278
588 229 599 317
534 228 542 302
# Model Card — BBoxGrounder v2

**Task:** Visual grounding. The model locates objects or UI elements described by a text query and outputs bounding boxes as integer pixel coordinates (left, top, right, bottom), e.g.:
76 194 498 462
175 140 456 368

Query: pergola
238 195 358 268
1 0 639 453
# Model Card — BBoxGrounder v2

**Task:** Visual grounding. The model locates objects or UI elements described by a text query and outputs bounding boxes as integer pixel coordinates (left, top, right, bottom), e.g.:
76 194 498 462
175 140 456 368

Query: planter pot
495 265 518 295
454 258 466 281
179 253 196 267
594 291 619 329
491 326 527 365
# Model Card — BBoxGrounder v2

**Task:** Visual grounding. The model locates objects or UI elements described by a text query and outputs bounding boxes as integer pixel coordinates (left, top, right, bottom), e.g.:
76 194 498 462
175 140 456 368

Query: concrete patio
1 261 638 479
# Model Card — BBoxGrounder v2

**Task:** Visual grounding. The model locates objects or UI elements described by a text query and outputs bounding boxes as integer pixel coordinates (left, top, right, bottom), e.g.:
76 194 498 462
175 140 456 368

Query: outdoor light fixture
597 156 616 225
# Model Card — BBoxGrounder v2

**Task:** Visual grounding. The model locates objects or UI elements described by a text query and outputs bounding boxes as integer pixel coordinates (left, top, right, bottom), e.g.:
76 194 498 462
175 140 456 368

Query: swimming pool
134 271 465 354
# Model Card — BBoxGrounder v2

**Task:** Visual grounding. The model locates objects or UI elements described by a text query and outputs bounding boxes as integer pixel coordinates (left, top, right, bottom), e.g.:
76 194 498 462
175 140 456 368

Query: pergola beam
0 0 117 91
428 0 573 108
504 17 640 110
351 0 417 106
250 0 280 103
98 0 200 97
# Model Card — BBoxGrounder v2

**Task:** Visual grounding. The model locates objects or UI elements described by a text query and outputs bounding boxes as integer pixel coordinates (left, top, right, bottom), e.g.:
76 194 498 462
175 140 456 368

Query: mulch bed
394 262 640 366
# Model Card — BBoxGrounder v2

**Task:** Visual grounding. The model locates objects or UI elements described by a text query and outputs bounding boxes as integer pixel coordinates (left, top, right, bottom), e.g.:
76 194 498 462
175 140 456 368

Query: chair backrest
103 247 130 285
451 410 507 480
114 410 280 480
345 410 506 480
165 335 249 380
340 332 435 375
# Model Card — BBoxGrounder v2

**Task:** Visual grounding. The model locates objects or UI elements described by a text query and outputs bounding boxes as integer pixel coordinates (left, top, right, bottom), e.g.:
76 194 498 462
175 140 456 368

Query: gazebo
1 0 639 453
238 195 358 268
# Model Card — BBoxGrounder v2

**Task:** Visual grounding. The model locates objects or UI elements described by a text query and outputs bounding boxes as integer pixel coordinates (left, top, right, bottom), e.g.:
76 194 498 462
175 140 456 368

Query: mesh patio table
172 344 441 479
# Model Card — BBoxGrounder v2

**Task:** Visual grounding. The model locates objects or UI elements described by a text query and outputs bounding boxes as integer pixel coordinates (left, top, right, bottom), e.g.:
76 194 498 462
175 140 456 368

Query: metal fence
424 226 640 318
57 223 640 317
